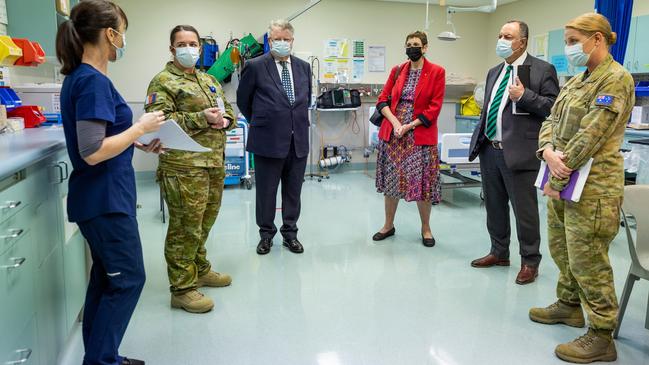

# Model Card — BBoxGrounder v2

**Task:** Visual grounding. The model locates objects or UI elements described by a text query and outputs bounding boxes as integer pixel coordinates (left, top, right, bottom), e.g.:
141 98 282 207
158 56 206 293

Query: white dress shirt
274 57 294 94
485 51 528 142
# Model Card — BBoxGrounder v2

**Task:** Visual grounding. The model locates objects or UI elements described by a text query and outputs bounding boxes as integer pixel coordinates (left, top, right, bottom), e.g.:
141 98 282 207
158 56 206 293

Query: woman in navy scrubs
56 1 165 364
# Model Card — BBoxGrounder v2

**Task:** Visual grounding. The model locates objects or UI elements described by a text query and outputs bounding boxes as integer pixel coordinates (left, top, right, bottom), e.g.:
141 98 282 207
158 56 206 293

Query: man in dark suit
237 19 311 255
468 20 559 284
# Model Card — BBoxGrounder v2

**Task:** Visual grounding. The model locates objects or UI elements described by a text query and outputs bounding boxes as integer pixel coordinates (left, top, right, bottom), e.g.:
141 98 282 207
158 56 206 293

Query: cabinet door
63 230 87 332
633 15 649 74
6 0 58 58
35 244 66 364
624 17 637 72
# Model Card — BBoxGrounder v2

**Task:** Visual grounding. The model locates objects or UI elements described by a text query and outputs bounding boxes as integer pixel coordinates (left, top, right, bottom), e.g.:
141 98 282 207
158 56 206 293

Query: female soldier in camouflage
145 25 236 314
529 13 635 363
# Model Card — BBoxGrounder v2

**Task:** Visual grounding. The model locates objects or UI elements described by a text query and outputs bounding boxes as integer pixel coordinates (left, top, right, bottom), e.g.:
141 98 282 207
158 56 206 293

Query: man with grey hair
237 19 312 255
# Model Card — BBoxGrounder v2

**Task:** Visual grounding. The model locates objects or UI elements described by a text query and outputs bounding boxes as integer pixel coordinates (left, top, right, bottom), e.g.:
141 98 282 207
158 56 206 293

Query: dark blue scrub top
61 63 136 223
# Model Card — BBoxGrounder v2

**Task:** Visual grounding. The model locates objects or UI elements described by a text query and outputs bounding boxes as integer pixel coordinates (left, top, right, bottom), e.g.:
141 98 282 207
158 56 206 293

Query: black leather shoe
422 235 435 247
282 238 304 254
122 358 145 365
372 227 395 241
257 238 273 255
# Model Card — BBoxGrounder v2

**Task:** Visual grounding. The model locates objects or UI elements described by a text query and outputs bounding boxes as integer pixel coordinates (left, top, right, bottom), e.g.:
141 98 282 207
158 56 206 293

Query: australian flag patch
595 95 614 106
145 93 157 105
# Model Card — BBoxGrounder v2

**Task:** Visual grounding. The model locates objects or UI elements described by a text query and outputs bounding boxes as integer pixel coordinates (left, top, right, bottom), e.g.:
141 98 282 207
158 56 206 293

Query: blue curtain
594 0 634 64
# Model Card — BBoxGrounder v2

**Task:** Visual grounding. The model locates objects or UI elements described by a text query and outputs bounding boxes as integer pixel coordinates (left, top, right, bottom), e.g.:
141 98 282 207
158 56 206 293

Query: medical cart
224 118 253 189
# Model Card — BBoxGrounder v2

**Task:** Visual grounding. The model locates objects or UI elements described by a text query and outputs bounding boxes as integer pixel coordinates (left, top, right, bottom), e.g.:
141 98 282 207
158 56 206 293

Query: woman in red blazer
373 31 446 247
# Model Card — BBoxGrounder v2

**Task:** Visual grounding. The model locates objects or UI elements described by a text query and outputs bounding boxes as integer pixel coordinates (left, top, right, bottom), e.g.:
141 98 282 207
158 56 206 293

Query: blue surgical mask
565 35 597 68
271 40 291 57
175 46 200 68
496 39 513 59
109 29 126 61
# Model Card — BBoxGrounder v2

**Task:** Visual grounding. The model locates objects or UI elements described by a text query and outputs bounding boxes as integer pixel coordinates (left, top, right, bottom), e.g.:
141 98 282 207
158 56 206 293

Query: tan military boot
529 300 585 327
171 290 214 313
197 271 232 288
555 329 617 363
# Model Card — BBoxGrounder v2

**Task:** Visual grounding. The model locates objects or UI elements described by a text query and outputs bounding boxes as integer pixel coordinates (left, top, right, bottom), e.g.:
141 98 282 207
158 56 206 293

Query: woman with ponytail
56 1 165 364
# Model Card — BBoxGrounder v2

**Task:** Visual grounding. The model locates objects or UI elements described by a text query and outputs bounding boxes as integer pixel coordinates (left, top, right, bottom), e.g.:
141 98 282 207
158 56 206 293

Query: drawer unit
0 203 34 257
0 171 30 226
1 315 38 365
0 228 36 356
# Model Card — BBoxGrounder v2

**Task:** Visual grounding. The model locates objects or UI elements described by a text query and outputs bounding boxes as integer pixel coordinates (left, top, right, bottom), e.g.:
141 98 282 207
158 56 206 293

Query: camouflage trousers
158 164 225 294
547 197 621 330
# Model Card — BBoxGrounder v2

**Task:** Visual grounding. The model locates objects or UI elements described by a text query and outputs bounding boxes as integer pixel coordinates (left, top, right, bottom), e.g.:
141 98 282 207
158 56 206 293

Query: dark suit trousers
479 143 541 266
254 138 307 240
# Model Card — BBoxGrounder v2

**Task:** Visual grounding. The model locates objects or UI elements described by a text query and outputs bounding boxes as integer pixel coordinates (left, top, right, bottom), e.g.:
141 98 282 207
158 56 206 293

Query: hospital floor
59 171 649 365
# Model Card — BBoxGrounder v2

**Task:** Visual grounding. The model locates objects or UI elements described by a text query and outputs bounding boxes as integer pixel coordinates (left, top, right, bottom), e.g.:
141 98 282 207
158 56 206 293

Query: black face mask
406 47 423 61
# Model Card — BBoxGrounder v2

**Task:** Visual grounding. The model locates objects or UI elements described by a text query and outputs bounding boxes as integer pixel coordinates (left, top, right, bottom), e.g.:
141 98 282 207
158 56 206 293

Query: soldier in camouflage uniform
529 13 635 363
145 25 236 314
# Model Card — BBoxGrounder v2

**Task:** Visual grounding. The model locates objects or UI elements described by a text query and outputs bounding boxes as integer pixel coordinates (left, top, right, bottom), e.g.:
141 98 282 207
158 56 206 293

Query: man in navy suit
237 19 312 255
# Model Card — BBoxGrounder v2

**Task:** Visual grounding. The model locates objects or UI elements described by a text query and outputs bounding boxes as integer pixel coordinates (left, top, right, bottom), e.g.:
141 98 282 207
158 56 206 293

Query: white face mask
496 39 514 59
175 46 200 68
564 34 595 67
109 29 126 61
271 40 291 57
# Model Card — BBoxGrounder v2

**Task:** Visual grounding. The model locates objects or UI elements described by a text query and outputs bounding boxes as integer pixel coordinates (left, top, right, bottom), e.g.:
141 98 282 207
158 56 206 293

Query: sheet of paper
368 46 386 72
353 40 365 58
138 119 211 152
352 58 365 83
216 97 226 113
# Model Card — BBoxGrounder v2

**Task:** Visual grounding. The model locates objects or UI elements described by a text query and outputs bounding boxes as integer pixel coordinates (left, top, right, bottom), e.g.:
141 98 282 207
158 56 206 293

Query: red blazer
376 59 445 145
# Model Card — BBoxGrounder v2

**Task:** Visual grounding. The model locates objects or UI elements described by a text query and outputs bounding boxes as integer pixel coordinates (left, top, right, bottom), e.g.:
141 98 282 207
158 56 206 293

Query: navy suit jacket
237 53 312 159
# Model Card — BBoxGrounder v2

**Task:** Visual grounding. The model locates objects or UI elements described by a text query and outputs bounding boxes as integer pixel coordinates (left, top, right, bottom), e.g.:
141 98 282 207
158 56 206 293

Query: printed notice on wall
368 46 386 72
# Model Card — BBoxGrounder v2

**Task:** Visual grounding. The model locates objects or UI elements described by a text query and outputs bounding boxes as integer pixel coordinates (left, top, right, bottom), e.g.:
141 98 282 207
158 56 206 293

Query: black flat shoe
257 238 273 255
422 235 435 247
122 358 145 365
372 227 395 241
283 238 304 254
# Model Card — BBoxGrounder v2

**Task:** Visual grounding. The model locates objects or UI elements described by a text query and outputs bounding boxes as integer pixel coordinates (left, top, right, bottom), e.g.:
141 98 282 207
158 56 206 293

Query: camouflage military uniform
145 62 236 294
538 54 635 331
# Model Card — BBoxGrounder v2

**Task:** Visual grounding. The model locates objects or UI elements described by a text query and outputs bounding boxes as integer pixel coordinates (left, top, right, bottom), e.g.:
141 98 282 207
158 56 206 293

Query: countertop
0 126 67 180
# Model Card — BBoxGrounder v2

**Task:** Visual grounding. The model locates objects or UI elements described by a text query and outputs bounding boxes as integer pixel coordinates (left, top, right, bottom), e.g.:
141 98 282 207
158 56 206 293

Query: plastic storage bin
12 39 45 66
0 35 23 66
0 87 23 111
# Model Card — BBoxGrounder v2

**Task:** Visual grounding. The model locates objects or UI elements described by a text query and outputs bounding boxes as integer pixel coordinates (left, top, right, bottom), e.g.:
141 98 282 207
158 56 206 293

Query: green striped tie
485 65 513 141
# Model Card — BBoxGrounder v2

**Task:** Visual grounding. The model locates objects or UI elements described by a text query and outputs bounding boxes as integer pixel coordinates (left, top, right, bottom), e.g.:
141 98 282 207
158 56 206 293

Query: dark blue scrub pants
77 213 146 365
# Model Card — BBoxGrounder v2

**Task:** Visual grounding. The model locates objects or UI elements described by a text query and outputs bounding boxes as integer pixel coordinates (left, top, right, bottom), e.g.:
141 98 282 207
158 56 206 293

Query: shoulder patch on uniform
145 93 157 105
595 95 614 106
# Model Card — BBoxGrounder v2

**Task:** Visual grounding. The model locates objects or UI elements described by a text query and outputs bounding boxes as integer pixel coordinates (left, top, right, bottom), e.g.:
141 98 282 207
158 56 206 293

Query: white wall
109 0 490 103
484 0 594 67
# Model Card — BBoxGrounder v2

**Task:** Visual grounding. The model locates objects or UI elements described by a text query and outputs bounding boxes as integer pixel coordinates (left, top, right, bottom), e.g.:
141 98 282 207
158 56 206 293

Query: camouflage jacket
145 62 236 168
538 54 635 198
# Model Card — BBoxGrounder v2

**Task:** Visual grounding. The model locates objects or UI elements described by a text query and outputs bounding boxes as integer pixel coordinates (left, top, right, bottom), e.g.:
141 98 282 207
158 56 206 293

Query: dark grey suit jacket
469 54 559 171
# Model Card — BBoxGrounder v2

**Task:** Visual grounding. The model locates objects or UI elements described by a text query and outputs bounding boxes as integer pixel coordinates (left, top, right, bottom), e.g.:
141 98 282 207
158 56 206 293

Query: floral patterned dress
375 68 442 204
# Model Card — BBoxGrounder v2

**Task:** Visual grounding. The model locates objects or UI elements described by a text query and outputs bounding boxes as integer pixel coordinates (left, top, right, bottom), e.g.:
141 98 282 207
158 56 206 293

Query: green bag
238 33 262 58
206 34 262 82
207 47 235 82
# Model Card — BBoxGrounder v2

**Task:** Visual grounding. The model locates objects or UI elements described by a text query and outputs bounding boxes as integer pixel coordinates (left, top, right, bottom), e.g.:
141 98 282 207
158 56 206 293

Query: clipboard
512 65 530 115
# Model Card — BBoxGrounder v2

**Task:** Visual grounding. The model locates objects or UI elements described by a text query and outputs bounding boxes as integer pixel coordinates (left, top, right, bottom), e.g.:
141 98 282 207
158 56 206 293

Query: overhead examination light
437 0 498 42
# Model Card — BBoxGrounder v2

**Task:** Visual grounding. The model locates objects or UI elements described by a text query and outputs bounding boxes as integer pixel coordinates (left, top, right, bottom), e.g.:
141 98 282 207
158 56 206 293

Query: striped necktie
280 61 295 105
485 65 513 141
